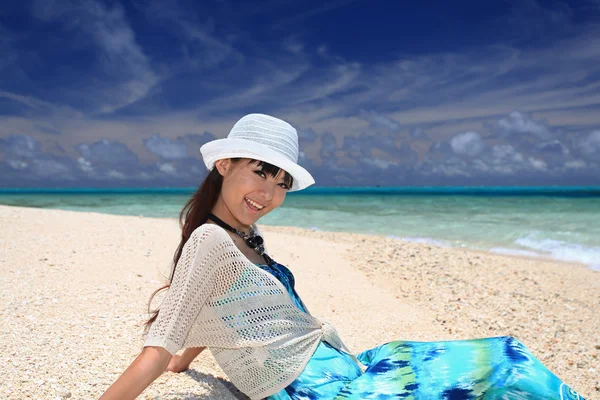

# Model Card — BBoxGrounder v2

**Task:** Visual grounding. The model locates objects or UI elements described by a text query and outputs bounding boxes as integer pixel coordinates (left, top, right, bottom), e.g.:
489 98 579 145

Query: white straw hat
200 113 315 191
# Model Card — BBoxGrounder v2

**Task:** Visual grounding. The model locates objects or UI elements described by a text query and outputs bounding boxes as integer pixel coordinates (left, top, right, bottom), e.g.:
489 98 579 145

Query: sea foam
387 235 449 248
513 234 600 268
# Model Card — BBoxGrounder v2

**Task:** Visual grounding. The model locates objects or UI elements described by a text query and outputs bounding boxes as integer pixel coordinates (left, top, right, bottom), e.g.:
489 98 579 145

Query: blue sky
1 0 599 187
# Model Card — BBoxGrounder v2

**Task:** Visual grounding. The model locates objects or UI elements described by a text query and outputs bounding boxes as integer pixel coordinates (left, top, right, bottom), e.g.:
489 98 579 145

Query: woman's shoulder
189 223 232 245
182 225 238 273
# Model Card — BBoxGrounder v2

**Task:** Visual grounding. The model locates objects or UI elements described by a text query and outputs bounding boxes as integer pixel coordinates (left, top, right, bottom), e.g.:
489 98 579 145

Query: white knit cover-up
143 223 357 399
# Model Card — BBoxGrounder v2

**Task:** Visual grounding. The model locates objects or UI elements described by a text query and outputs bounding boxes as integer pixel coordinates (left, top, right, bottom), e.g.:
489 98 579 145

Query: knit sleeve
143 225 223 355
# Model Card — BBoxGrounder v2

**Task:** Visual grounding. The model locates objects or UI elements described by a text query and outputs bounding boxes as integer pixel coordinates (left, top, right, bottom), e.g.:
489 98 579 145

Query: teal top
254 261 362 399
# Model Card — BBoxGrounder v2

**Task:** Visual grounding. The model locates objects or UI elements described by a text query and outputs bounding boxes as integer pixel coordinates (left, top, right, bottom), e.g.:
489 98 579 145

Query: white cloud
144 134 189 160
138 171 153 180
489 144 525 174
359 110 400 131
432 163 471 177
84 1 159 114
107 170 126 179
4 1 599 143
297 128 318 143
317 45 328 56
77 139 139 167
77 157 94 173
1 2 599 185
0 90 82 119
578 130 600 157
362 157 396 169
473 159 490 172
269 0 361 30
493 164 517 175
0 24 17 72
528 157 548 171
491 144 524 163
535 139 569 156
133 0 247 70
450 131 485 157
158 162 177 174
30 159 74 179
31 0 159 115
8 160 28 169
176 20 244 70
565 160 587 169
0 134 39 158
410 128 429 140
283 41 304 54
0 132 209 185
496 111 552 140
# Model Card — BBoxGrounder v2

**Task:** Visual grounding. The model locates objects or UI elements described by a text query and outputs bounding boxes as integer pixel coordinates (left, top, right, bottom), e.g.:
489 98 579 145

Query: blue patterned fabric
255 261 585 400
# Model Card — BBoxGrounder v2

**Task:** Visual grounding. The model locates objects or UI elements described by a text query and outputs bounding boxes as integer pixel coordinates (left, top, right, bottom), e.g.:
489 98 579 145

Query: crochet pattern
144 224 354 399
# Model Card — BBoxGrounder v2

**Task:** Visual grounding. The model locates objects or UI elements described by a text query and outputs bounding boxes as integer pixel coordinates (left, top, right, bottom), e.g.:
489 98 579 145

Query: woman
100 114 584 400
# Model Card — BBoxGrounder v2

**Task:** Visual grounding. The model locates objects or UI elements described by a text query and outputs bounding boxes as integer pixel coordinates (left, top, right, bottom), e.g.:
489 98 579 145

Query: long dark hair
143 158 294 333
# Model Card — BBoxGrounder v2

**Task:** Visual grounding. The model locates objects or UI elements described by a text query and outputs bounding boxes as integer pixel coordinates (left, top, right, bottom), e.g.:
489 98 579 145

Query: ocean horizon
2 185 600 195
1 186 599 270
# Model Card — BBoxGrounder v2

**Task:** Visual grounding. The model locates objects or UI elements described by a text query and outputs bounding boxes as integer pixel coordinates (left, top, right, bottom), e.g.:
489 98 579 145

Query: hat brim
200 138 315 191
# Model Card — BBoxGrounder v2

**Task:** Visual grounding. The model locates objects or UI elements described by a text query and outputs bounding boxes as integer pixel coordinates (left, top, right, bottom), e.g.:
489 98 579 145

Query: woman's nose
259 182 275 201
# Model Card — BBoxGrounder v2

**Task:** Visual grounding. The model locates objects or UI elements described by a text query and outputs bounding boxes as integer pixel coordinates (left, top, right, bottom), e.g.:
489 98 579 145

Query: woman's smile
244 197 264 213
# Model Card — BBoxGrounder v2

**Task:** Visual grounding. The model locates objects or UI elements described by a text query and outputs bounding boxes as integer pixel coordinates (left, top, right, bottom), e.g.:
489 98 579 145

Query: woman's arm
100 227 222 398
98 346 172 400
167 346 206 372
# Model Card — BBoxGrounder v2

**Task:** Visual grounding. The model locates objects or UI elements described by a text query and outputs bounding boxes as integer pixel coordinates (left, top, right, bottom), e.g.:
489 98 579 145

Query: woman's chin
238 211 261 226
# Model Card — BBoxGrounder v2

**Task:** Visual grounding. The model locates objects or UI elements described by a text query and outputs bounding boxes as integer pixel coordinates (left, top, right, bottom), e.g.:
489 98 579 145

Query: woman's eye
255 170 289 189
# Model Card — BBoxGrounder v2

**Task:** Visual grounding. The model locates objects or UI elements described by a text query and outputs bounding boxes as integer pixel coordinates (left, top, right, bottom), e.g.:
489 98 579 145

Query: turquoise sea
1 186 599 270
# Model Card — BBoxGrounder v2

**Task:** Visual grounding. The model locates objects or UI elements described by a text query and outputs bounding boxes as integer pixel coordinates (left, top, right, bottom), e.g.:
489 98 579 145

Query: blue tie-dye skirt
255 262 585 399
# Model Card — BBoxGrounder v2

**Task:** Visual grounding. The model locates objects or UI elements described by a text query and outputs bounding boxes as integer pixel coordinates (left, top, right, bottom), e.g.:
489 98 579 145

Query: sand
0 204 598 399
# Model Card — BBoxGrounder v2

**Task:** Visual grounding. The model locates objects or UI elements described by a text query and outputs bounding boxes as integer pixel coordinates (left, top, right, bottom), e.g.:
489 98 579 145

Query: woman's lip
245 197 264 208
244 198 260 214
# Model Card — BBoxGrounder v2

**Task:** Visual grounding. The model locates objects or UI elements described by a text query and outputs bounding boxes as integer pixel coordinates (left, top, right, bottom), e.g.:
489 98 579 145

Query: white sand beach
0 205 597 399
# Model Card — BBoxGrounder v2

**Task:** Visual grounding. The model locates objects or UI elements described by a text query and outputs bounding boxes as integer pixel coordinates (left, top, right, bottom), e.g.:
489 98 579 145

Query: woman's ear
214 158 231 177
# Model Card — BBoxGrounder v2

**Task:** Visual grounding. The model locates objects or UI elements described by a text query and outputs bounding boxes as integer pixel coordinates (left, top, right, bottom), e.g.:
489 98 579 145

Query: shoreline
15 203 597 272
1 204 597 399
258 222 595 272
115 215 600 272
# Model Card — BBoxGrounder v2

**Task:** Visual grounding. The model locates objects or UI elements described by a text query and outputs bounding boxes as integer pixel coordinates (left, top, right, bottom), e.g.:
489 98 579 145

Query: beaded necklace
206 213 275 266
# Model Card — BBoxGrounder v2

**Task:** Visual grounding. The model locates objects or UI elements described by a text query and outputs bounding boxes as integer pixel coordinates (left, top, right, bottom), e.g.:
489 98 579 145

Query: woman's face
214 158 291 228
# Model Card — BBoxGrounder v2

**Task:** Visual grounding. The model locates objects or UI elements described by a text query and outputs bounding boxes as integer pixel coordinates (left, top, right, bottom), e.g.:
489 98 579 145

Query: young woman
100 114 584 400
